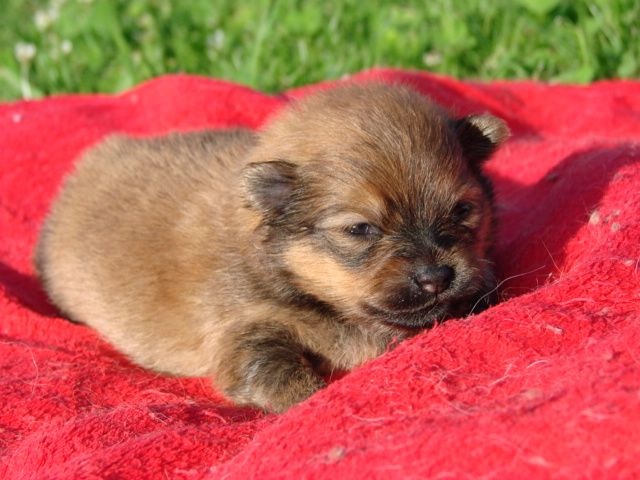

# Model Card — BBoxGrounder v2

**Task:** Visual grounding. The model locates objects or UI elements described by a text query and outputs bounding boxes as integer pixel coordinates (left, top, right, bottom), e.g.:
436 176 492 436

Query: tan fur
35 83 508 412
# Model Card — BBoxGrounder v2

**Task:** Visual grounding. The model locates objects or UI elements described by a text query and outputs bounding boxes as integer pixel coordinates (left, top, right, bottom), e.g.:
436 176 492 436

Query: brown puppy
35 83 508 412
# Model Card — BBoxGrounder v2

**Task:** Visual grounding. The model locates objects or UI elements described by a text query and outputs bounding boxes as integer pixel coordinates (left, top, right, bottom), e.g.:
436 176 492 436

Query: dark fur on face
36 83 508 412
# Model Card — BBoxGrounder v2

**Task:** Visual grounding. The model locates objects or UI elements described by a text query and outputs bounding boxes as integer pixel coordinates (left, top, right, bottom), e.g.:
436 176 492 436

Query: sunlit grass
1 0 639 101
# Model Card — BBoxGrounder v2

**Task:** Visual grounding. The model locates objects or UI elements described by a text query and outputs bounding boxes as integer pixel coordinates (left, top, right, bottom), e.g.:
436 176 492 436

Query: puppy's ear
243 160 298 215
452 114 509 165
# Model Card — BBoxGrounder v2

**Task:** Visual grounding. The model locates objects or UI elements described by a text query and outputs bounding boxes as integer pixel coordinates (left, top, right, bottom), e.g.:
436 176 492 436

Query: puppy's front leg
216 322 326 412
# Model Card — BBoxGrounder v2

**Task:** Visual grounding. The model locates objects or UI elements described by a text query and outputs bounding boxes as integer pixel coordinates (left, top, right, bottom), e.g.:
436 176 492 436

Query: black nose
414 265 454 294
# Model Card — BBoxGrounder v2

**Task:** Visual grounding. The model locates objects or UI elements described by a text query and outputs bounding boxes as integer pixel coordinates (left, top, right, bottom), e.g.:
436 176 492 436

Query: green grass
1 0 639 101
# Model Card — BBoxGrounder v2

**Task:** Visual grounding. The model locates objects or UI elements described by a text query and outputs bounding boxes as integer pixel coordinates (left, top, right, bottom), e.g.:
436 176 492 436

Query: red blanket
1 69 639 479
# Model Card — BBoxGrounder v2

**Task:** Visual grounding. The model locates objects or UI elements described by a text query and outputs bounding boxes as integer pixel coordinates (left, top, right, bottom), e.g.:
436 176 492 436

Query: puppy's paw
217 322 326 413
232 364 325 413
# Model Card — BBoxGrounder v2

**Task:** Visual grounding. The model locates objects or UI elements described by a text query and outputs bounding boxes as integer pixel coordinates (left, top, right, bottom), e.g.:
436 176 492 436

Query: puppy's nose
414 266 454 294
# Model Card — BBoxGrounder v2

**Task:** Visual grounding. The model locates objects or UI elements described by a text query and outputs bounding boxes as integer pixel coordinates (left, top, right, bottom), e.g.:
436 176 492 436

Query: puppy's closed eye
346 223 381 238
451 201 474 222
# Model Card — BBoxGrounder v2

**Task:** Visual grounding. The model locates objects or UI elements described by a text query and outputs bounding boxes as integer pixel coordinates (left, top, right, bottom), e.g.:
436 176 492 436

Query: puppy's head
244 83 508 328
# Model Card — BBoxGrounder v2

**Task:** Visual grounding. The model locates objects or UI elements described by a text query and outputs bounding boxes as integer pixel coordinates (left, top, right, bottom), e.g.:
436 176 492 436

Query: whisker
468 265 546 315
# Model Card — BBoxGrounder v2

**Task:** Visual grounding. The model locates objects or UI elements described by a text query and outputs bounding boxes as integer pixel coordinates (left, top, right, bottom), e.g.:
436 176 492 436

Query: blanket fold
1 69 639 479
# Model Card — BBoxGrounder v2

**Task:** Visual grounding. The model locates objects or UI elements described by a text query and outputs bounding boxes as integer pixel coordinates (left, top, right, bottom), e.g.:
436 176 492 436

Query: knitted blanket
1 69 639 479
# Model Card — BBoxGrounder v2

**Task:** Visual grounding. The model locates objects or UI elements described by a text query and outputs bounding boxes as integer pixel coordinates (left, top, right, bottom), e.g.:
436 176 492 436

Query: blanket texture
1 69 639 479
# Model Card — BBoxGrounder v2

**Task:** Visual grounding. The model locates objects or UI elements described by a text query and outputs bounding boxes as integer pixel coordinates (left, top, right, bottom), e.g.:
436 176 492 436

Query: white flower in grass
139 13 154 29
34 10 51 31
34 7 59 31
61 39 73 55
14 42 37 64
15 42 36 99
422 51 443 67
207 28 225 50
207 29 225 50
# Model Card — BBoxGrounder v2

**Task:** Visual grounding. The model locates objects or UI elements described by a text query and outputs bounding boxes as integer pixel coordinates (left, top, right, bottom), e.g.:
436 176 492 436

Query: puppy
35 83 508 412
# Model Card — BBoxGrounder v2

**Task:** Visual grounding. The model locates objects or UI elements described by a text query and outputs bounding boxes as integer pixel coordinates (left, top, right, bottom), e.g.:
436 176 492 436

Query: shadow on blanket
493 144 640 295
0 261 59 318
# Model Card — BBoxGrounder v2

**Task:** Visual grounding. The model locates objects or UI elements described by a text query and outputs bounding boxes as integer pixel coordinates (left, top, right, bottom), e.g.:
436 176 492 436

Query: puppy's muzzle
413 265 455 294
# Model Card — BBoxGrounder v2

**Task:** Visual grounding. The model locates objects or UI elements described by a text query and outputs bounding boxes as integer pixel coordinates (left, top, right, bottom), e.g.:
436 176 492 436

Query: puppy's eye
347 223 380 237
452 202 473 222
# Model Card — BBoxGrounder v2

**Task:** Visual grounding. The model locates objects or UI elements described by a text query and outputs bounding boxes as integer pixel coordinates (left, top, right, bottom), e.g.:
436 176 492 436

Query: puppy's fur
35 84 508 412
